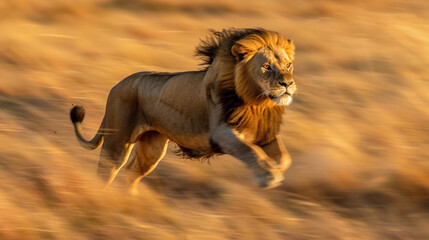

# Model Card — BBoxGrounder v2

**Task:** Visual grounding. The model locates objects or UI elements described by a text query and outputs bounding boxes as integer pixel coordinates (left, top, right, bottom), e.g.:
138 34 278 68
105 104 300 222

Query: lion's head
197 28 296 147
197 28 296 106
231 30 296 106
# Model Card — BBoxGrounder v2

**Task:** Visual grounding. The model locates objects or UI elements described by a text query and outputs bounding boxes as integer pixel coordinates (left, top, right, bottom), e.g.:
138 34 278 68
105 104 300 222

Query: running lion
70 28 297 192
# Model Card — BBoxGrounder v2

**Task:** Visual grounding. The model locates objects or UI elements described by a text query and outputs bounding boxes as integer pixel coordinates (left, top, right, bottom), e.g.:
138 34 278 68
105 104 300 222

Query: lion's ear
231 44 251 62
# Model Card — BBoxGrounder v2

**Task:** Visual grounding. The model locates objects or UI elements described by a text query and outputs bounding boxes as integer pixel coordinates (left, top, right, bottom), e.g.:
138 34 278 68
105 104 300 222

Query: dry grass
0 0 428 239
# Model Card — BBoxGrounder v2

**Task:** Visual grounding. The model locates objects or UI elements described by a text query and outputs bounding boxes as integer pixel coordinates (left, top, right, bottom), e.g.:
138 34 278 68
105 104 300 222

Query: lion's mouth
268 92 291 99
268 92 293 106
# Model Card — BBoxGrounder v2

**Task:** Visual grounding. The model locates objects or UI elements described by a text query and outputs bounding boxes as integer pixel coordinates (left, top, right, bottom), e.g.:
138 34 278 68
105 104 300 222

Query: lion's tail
70 106 104 150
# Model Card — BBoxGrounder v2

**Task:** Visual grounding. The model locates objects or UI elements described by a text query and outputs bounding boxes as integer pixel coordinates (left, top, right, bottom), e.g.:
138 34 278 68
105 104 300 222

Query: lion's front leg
260 136 292 172
210 124 285 189
259 136 292 183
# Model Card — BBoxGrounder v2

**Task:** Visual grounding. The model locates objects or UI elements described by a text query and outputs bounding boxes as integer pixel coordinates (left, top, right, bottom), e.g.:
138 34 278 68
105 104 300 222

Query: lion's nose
278 80 293 88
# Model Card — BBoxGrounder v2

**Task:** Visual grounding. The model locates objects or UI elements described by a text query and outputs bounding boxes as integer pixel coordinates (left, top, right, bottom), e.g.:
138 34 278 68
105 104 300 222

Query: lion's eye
286 62 292 70
263 64 271 70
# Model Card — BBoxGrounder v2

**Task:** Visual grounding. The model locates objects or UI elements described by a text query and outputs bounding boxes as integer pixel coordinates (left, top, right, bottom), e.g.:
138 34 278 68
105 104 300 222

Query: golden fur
70 28 296 192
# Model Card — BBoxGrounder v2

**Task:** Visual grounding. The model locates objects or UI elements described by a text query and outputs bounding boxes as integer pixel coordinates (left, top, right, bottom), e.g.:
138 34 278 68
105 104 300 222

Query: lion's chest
228 102 284 145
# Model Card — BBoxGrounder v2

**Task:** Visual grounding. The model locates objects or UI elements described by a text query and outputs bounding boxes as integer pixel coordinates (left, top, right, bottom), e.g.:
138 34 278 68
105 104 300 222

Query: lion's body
71 28 297 192
115 71 211 152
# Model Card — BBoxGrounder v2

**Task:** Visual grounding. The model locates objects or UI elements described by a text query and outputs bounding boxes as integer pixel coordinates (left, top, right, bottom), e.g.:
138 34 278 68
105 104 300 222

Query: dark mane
195 28 265 69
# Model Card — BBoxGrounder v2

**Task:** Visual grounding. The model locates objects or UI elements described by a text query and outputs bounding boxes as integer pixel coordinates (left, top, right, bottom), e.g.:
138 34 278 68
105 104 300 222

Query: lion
70 28 297 193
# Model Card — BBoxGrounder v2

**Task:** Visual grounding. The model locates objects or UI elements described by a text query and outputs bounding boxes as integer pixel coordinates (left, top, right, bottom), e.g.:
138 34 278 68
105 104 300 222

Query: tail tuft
70 106 85 123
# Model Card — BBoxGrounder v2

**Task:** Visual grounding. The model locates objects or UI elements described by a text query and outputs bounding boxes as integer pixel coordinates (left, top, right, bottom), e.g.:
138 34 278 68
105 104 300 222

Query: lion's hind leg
125 131 169 195
96 94 140 189
103 142 135 189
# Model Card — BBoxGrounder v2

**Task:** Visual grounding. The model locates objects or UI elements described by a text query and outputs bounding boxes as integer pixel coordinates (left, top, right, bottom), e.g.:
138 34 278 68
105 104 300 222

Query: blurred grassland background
0 0 428 239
